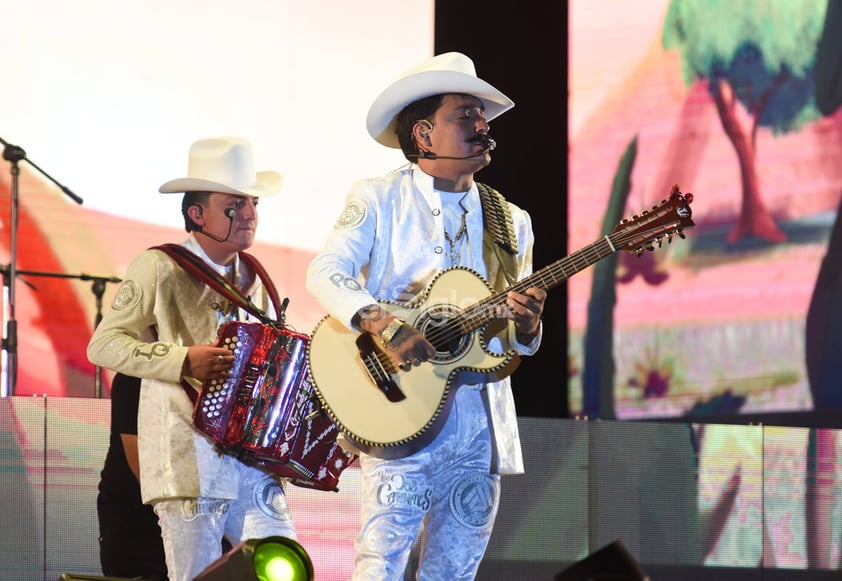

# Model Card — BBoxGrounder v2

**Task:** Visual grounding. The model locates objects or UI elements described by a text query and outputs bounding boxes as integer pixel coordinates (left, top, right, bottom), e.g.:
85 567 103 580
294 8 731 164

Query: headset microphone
197 208 236 243
411 135 497 160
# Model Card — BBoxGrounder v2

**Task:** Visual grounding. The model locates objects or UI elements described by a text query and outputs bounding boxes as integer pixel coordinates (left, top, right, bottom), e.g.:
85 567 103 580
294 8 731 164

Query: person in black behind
97 372 168 580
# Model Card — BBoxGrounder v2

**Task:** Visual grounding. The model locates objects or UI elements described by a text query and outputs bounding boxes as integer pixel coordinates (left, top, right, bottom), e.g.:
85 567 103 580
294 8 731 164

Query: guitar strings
422 233 618 346
421 219 682 348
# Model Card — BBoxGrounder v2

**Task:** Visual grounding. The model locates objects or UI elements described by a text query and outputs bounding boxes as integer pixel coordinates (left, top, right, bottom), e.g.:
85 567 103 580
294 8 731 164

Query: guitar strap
477 182 519 291
150 243 284 405
475 183 525 475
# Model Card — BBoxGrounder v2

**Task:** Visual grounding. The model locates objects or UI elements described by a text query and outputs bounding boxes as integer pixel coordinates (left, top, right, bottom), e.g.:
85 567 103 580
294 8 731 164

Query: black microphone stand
0 136 84 397
0 267 121 398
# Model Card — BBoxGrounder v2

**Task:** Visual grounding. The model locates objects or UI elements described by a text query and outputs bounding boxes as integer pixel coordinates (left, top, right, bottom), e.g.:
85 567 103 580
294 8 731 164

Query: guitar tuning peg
678 231 686 239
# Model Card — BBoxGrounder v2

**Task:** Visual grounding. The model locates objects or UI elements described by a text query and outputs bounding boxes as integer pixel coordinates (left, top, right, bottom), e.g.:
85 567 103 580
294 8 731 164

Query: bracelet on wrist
380 318 405 345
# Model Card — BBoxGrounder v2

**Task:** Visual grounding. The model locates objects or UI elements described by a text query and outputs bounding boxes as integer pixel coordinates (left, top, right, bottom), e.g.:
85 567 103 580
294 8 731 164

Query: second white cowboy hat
366 52 515 149
159 136 283 197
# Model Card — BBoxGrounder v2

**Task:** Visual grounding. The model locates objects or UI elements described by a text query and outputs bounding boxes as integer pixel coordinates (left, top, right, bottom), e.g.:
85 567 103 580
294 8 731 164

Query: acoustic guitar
307 186 695 459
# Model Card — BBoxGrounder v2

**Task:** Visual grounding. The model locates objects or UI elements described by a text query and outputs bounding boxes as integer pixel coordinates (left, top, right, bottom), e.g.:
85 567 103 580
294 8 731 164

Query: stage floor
3 397 842 580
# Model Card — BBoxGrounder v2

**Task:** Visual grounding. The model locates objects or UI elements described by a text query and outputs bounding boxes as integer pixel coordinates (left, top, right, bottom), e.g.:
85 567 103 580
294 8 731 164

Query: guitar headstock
611 184 695 254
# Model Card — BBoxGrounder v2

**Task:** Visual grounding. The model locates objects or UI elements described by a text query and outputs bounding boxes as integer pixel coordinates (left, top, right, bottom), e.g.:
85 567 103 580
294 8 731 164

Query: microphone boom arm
410 134 497 160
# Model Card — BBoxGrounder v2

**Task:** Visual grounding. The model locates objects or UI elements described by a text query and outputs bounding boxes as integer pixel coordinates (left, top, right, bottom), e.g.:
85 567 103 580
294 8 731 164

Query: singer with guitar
306 52 546 580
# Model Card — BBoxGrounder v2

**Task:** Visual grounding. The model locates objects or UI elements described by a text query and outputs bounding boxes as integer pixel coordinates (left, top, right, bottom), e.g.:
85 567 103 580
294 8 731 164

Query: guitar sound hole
415 306 470 363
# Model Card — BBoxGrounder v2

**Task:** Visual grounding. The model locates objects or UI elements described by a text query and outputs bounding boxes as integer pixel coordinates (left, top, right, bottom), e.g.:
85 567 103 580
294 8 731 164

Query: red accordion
193 321 355 491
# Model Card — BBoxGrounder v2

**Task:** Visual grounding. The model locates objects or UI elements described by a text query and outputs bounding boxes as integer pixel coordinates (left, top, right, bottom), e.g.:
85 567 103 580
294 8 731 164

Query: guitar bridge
355 333 406 402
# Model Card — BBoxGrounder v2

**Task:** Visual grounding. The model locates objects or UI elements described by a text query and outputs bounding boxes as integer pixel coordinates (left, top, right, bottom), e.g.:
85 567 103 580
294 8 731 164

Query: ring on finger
412 358 421 367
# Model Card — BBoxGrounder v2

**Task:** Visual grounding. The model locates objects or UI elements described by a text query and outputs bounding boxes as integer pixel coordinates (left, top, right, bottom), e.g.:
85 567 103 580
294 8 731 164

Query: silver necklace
444 210 468 266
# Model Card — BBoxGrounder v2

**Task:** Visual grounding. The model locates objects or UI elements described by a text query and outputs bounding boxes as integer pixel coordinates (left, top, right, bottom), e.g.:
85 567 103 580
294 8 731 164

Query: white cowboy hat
159 136 282 197
366 52 514 148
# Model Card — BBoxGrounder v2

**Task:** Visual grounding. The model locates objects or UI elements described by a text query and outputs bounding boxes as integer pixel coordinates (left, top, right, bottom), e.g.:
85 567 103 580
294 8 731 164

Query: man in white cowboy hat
88 136 297 581
307 52 546 579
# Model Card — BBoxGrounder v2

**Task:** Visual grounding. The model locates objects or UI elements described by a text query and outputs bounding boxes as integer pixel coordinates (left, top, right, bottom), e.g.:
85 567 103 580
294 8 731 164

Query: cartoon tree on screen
662 0 827 243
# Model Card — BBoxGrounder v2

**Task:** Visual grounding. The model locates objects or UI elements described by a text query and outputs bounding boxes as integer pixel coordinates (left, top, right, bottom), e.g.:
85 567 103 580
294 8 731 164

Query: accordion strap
150 243 284 326
150 243 285 406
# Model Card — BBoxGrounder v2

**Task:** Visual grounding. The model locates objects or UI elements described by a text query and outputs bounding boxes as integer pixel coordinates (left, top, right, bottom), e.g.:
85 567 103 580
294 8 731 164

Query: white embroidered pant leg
154 497 229 581
223 468 297 543
153 468 295 581
352 387 500 581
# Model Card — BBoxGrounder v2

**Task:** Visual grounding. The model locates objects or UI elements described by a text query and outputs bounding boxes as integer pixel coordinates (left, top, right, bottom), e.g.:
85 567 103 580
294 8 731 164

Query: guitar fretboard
426 235 616 346
422 190 692 349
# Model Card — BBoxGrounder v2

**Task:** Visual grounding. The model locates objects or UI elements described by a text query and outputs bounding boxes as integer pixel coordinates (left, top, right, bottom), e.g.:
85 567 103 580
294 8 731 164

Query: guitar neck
457 233 619 333
436 186 695 341
511 234 619 295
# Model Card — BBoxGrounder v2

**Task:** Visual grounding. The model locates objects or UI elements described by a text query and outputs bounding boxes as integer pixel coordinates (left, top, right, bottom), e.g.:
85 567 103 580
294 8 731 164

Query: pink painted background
567 0 840 418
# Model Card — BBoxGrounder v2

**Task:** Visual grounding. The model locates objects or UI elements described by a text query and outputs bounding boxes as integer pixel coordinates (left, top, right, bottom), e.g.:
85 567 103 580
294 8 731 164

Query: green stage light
252 536 313 581
193 535 314 581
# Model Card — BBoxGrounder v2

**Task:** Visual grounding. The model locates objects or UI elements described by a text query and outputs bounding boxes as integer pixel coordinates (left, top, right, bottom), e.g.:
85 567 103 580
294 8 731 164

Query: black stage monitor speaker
555 540 649 581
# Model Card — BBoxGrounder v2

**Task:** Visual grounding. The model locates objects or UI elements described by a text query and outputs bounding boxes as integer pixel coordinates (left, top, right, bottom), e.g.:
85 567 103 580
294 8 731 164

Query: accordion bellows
194 321 356 491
